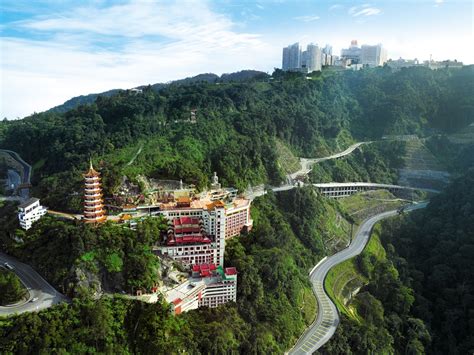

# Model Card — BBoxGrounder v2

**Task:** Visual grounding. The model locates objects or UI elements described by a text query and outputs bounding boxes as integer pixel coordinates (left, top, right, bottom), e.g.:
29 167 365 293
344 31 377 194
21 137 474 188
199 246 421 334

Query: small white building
18 198 47 230
164 264 238 315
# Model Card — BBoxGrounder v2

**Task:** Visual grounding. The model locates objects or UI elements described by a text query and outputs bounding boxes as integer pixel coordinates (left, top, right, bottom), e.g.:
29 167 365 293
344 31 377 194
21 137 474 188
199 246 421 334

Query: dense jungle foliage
0 187 348 354
1 66 473 212
0 211 168 296
379 169 474 354
321 169 474 354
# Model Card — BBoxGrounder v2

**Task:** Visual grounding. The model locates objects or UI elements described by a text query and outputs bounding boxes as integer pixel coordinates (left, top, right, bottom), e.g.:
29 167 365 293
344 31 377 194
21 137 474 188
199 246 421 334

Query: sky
1 0 473 119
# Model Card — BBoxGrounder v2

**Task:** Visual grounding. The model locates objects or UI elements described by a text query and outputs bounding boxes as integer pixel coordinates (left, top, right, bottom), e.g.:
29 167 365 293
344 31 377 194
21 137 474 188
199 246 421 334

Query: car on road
3 262 14 270
30 297 38 302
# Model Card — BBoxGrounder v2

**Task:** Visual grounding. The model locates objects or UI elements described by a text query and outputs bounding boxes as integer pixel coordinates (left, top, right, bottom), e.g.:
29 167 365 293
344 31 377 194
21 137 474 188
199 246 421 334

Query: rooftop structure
340 40 361 64
83 160 106 223
18 197 47 230
164 263 238 314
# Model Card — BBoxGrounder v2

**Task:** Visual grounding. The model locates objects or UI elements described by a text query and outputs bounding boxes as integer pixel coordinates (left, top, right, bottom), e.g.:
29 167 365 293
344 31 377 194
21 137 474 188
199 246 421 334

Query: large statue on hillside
211 172 221 190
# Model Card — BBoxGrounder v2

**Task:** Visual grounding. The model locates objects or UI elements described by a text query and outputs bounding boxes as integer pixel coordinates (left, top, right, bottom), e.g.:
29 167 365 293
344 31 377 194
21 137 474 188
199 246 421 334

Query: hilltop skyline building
301 43 322 72
340 40 362 64
282 42 302 71
360 44 388 67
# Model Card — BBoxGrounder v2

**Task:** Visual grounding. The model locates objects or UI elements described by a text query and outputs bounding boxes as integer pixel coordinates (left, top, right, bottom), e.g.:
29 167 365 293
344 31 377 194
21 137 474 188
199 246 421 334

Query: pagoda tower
83 160 106 223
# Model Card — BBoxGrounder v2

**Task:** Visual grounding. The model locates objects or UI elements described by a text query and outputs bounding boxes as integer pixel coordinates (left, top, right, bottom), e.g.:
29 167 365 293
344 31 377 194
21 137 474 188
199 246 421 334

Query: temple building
155 173 252 267
83 161 107 223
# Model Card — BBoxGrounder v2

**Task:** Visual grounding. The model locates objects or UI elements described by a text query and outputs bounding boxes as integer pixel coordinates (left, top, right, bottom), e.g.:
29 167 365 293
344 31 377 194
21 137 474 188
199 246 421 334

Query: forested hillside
378 169 474 353
1 187 350 354
321 168 474 354
1 66 473 212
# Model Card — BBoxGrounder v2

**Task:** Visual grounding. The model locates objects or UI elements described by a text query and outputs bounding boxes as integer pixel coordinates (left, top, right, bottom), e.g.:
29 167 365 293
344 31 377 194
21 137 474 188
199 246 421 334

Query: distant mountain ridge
48 70 269 113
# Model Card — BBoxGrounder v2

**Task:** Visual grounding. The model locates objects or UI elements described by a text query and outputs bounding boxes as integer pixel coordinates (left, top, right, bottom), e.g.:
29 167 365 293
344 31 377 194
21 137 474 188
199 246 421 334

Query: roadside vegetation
376 169 474 353
0 269 27 306
309 141 405 185
338 189 407 224
322 169 474 354
322 224 430 354
274 139 301 175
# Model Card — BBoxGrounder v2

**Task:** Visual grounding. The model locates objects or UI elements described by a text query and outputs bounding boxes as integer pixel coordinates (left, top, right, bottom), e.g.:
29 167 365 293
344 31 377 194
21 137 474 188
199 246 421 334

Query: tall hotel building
83 161 107 223
282 43 302 71
282 42 322 73
360 44 387 67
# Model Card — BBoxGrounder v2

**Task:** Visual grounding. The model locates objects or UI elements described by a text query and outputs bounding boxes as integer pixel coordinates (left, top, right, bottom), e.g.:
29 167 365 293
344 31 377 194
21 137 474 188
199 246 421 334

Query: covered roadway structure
313 182 438 198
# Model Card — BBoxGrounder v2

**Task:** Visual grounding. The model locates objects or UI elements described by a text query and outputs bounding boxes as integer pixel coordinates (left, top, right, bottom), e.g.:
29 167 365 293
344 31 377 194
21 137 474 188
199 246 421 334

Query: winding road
289 142 370 180
288 202 428 354
246 142 371 200
248 140 432 353
0 252 68 317
0 149 32 200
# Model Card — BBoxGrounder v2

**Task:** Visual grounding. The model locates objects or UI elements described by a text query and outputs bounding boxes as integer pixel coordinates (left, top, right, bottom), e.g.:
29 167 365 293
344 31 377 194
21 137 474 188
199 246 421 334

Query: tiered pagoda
83 160 106 223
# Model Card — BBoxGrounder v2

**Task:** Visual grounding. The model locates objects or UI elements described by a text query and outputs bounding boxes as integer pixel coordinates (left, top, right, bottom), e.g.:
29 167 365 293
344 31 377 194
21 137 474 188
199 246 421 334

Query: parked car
3 262 14 270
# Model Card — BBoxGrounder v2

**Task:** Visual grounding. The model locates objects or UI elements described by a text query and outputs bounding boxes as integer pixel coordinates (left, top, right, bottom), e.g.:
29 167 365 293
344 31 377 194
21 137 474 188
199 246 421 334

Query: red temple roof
173 216 200 226
166 235 211 245
225 267 238 276
190 263 221 278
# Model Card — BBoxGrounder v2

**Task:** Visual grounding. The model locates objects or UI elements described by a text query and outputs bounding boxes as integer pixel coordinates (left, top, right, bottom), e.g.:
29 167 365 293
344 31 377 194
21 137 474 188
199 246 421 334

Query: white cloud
0 0 275 119
329 4 343 11
293 15 320 22
434 0 444 7
256 3 264 10
348 4 382 17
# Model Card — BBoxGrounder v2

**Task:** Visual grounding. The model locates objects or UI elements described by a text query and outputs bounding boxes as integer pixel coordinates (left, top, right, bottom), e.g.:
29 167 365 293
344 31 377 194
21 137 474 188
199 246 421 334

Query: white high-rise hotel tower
282 43 322 72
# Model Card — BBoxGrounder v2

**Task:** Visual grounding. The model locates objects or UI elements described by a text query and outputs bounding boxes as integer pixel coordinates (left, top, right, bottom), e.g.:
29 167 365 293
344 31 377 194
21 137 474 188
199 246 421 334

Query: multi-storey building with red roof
157 199 227 267
164 263 238 315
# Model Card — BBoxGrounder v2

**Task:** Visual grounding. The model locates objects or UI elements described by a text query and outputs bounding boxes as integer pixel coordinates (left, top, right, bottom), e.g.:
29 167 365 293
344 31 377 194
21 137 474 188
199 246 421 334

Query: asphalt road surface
0 252 68 317
288 202 428 354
